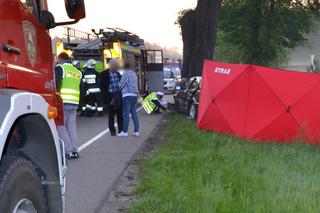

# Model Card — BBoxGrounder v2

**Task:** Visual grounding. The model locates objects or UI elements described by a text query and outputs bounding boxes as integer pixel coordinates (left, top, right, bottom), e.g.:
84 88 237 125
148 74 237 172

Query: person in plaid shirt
118 60 140 137
100 59 123 136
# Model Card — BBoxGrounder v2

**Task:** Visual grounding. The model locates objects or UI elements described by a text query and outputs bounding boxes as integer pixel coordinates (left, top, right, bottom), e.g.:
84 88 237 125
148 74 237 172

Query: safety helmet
72 60 80 66
156 92 164 97
84 59 96 69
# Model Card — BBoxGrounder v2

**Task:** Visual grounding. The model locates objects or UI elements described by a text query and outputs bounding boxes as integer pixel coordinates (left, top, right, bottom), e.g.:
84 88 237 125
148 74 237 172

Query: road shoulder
97 114 170 213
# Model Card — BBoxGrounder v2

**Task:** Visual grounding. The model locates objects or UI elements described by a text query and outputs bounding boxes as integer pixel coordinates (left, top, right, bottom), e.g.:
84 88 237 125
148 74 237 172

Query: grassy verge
129 114 320 213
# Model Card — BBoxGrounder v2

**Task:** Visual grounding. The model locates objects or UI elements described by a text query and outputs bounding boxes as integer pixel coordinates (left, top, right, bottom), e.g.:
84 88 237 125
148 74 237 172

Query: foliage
130 115 320 213
214 31 243 63
214 31 289 67
214 0 320 66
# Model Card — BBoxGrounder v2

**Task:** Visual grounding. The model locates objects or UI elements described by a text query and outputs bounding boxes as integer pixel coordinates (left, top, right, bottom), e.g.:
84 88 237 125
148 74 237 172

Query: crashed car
174 77 201 120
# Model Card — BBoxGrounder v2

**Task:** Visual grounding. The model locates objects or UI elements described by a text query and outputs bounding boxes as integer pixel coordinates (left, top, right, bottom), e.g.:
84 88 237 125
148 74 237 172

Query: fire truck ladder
64 27 95 44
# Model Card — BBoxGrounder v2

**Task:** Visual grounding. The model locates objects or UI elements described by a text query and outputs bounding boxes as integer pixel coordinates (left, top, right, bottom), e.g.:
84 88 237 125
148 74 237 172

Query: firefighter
55 53 82 159
73 60 87 116
72 60 81 70
82 59 104 116
142 92 167 114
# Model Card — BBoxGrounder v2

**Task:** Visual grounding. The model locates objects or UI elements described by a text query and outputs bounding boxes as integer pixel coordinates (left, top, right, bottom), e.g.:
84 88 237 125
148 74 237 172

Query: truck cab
0 0 54 96
0 0 85 212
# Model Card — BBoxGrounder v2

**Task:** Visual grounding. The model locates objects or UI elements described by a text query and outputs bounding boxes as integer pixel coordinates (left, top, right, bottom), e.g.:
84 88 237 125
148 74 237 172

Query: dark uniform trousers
107 92 123 134
87 92 104 113
82 68 104 116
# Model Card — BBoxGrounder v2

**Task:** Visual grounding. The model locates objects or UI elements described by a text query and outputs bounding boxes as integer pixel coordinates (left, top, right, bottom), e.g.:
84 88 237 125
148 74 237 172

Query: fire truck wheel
0 157 47 213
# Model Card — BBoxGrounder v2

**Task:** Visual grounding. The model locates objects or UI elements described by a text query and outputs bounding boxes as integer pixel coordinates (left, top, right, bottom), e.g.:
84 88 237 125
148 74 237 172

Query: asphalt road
65 108 163 213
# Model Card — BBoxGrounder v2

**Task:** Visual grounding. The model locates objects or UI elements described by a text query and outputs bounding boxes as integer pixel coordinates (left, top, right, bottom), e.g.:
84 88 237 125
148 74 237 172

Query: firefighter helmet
84 59 96 69
72 60 80 67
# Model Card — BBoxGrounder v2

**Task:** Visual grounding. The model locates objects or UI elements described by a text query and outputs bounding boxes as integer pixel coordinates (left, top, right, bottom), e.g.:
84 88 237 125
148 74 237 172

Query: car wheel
0 157 47 213
188 103 198 120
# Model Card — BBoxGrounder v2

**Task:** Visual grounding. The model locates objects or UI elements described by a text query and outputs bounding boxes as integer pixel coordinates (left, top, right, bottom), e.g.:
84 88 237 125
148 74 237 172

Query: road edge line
78 106 143 152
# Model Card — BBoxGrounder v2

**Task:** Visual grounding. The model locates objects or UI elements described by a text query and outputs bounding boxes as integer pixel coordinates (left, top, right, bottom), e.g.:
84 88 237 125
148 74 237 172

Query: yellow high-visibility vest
60 63 82 105
142 92 157 114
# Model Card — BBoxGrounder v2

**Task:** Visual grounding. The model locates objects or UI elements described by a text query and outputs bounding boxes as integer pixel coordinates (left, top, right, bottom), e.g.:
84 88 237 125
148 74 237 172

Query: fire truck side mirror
65 0 86 20
43 0 86 29
41 11 56 29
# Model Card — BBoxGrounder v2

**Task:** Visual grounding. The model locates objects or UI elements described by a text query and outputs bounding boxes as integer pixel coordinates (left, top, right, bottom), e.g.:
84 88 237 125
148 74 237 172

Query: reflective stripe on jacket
142 92 157 114
60 63 82 105
84 74 97 84
82 68 101 94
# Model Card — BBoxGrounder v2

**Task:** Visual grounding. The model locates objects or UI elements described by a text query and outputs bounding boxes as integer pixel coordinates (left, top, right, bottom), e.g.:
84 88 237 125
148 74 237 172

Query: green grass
129 115 320 213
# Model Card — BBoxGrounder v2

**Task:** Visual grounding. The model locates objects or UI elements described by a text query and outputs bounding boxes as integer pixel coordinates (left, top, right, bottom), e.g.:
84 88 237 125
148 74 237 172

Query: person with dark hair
101 59 123 136
55 52 71 90
55 53 82 160
118 61 140 137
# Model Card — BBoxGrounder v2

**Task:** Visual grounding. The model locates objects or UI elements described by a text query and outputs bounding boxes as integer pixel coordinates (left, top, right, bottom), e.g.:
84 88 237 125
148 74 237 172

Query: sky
48 0 197 52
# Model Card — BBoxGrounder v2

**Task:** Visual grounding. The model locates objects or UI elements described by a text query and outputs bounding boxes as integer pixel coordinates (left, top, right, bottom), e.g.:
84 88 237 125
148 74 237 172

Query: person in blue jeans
118 61 140 137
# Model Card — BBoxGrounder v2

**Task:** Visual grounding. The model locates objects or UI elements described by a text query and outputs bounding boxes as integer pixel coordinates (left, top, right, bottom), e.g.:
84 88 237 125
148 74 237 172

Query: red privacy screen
197 60 320 144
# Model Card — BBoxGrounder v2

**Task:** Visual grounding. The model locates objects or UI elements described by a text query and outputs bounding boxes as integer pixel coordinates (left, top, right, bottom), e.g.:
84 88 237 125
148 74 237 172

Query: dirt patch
101 115 170 213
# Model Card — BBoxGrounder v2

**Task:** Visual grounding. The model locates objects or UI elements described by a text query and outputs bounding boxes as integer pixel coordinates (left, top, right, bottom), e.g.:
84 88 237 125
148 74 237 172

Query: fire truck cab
0 0 85 212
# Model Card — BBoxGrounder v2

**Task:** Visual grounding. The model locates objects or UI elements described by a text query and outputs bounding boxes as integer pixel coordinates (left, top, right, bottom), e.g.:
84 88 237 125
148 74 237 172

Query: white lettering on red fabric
214 67 231 75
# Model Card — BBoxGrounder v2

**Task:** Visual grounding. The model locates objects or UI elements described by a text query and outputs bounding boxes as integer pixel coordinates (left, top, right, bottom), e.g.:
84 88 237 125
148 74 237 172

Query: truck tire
0 157 47 213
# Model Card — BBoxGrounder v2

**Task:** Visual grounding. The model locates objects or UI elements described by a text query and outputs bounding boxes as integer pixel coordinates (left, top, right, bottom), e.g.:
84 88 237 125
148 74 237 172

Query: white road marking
78 106 144 152
78 129 110 152
137 106 143 112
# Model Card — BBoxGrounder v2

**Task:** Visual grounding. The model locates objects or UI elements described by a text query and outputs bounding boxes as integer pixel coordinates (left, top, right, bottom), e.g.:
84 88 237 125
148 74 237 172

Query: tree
307 55 320 73
217 0 320 66
179 0 220 78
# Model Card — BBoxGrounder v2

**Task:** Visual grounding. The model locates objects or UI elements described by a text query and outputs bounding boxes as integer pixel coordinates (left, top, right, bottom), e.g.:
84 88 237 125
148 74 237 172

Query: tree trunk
246 0 263 64
266 0 275 44
180 0 220 78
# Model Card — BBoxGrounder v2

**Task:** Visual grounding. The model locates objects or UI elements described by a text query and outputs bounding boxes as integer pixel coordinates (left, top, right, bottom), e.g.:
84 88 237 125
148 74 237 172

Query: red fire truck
0 0 85 212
